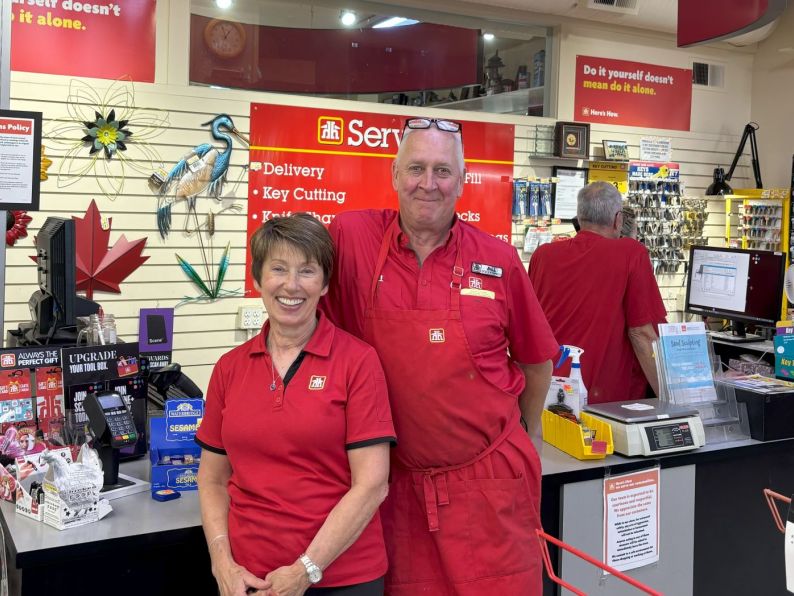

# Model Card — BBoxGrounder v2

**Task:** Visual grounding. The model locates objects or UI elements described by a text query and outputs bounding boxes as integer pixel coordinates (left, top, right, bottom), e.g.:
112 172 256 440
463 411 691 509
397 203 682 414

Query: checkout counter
2 437 793 596
539 436 794 596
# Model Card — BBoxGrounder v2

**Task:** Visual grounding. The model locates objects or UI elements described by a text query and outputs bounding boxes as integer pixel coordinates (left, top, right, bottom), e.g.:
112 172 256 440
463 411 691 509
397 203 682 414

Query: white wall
556 22 755 136
751 4 794 188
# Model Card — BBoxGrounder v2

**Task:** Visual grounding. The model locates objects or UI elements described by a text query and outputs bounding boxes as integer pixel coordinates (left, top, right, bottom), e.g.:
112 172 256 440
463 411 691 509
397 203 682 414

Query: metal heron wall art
152 114 249 305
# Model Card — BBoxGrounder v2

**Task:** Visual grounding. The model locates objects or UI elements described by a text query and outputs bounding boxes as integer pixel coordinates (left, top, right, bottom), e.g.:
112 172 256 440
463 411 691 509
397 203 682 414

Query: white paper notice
603 468 660 573
640 137 672 162
554 169 587 219
0 117 35 206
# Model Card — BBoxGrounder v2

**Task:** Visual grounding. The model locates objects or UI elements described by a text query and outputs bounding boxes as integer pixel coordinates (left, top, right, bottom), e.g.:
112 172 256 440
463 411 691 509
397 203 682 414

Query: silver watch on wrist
299 553 322 584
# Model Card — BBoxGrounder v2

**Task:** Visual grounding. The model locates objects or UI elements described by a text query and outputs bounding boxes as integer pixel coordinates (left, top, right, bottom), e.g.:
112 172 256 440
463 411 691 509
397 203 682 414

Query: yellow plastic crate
542 409 614 460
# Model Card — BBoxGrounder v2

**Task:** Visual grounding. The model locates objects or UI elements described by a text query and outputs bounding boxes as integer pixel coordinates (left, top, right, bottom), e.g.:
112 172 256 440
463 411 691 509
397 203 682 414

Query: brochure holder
537 529 663 596
655 327 750 444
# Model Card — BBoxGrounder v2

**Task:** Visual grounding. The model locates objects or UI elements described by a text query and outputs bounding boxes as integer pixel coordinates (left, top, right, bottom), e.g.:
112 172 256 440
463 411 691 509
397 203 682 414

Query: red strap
423 474 440 532
436 473 450 506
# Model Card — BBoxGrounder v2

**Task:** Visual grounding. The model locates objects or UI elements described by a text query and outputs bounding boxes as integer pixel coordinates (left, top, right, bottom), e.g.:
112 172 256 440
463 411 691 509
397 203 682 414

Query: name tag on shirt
461 288 496 300
471 263 503 278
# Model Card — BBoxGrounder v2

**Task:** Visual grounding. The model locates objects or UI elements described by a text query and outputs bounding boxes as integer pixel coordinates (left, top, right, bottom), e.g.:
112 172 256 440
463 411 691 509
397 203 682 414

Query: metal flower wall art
40 146 52 181
46 78 169 200
82 110 132 159
151 113 248 306
6 211 32 247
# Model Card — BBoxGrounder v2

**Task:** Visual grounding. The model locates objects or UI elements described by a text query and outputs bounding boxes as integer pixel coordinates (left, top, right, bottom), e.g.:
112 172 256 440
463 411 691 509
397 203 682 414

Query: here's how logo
317 116 402 150
318 117 344 145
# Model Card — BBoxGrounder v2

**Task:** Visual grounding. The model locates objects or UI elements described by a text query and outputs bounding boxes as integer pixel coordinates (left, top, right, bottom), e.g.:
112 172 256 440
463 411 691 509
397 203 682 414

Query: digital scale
584 399 705 456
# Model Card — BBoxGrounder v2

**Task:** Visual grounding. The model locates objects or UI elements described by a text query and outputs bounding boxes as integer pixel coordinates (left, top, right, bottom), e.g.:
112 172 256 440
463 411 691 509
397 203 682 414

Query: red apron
363 220 542 596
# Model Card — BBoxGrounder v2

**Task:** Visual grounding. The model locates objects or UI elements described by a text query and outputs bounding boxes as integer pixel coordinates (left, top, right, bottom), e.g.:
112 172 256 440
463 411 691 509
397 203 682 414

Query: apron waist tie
408 407 521 532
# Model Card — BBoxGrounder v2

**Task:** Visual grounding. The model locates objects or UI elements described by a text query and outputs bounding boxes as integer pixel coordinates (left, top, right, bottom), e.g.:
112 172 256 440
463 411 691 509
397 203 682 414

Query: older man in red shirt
529 181 667 404
321 117 558 595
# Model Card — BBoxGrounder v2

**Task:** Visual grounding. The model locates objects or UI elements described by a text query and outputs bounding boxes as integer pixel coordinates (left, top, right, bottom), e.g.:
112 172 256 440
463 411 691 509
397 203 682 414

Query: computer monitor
29 217 98 339
685 245 786 342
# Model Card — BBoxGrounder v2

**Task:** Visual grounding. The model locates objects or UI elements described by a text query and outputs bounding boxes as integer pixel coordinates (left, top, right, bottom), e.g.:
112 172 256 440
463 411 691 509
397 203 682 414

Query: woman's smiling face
253 242 327 331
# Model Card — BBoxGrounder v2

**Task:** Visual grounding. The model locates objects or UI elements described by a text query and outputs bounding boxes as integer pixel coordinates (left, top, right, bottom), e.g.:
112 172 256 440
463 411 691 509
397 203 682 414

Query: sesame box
149 399 203 492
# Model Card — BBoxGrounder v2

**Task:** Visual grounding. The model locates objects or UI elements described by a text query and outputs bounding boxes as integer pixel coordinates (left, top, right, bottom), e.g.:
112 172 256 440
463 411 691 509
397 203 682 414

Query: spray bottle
557 345 587 407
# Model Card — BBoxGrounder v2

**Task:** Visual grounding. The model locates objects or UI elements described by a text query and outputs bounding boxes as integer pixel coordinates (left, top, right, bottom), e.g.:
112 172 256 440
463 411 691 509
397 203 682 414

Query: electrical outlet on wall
237 305 265 330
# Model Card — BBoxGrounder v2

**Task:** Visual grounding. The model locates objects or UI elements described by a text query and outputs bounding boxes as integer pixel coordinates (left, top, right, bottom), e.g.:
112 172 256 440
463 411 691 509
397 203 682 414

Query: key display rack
626 175 685 275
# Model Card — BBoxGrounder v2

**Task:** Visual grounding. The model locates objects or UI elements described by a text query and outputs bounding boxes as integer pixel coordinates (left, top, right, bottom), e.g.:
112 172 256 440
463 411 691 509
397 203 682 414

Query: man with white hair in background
529 181 667 404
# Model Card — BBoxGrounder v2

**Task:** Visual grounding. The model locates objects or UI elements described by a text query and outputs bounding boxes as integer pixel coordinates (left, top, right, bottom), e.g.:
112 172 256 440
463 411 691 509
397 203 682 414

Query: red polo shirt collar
392 214 461 255
249 311 335 358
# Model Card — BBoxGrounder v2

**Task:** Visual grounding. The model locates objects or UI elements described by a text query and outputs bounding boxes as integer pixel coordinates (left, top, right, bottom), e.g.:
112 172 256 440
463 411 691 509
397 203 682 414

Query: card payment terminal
584 399 705 456
84 391 138 489
84 391 138 448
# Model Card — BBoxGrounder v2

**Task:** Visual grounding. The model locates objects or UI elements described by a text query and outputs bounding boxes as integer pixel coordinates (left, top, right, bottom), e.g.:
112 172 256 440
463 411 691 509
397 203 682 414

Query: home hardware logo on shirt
318 117 344 145
309 376 326 390
429 329 446 343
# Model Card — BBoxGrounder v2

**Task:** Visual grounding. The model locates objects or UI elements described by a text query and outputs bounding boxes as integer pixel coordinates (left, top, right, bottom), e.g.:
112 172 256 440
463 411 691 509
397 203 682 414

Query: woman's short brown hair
249 213 334 286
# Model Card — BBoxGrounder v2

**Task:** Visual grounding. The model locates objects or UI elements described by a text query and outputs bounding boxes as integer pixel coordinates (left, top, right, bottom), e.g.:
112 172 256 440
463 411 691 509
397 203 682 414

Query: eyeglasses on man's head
403 118 463 134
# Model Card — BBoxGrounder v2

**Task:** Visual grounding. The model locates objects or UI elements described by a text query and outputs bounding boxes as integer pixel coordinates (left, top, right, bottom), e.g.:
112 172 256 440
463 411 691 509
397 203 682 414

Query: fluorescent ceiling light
373 17 419 29
341 11 357 26
483 32 494 41
215 0 232 8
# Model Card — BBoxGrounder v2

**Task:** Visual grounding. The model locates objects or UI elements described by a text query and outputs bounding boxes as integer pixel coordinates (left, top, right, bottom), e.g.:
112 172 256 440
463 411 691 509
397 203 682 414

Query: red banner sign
11 0 156 82
573 56 692 131
246 103 515 297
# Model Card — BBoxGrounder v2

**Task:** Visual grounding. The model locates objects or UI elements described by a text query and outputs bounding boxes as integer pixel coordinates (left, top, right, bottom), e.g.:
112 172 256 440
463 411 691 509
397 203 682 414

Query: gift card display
0 369 33 400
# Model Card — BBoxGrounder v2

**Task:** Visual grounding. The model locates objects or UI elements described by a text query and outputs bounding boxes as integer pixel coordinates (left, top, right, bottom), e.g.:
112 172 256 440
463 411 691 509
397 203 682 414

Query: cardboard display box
149 399 203 492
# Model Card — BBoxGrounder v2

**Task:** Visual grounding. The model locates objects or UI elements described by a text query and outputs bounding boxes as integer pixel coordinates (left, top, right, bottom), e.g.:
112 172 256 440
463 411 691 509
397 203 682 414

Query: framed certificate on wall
552 166 588 220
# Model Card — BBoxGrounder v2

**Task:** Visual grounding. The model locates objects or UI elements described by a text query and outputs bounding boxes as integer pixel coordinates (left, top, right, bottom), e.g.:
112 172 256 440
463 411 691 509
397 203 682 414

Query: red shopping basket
537 529 663 595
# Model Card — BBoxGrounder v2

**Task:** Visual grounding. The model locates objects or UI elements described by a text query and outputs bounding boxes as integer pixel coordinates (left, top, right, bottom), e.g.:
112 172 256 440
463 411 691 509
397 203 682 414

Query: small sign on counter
603 467 660 573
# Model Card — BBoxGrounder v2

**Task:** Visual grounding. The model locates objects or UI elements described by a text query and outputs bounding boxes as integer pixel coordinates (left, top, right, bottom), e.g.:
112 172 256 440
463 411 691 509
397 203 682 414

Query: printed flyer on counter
657 322 717 403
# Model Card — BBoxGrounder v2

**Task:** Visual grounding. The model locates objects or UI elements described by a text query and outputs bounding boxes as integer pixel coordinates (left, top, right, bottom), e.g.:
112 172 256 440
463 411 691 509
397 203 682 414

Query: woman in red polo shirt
196 214 395 596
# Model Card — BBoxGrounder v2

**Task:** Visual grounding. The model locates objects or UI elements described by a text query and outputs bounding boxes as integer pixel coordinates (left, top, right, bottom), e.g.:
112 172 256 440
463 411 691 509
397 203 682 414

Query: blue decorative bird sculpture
156 114 249 238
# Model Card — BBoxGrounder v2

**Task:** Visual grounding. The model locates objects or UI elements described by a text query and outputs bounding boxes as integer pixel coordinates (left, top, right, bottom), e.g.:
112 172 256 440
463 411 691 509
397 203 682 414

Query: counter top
2 437 791 567
0 458 202 567
539 435 791 483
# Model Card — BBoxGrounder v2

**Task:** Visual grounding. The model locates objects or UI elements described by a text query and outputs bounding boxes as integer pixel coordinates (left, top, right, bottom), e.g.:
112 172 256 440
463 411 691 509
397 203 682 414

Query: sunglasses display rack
626 177 686 275
723 189 790 256
738 199 783 251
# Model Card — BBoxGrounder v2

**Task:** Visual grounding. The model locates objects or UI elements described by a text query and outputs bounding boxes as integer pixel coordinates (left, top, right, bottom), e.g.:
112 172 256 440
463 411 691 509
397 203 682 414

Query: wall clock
203 19 247 59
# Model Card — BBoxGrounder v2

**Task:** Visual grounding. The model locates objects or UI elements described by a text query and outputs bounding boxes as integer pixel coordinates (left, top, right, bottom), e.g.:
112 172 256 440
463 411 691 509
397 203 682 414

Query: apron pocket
463 477 536 581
